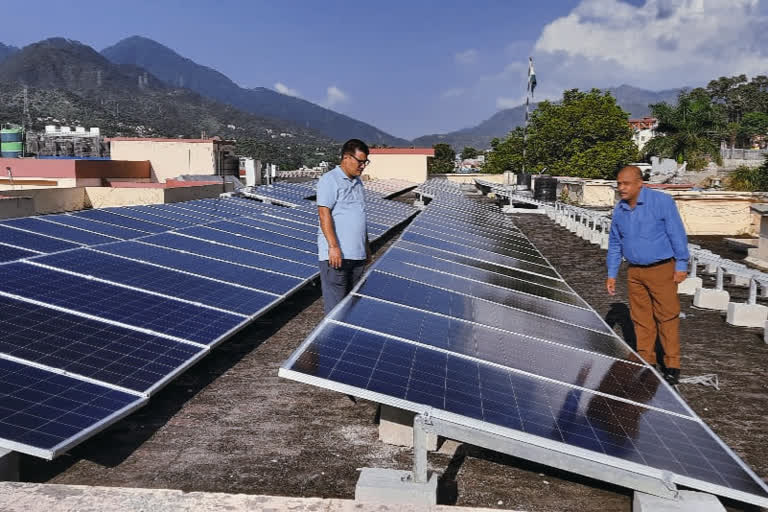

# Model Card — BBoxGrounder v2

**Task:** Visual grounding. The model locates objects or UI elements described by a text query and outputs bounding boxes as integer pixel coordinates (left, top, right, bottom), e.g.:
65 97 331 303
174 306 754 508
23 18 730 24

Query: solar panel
71 209 167 233
206 220 317 254
280 187 768 507
0 243 37 263
0 225 80 253
139 233 317 278
34 249 278 316
123 205 201 226
94 241 303 294
0 263 245 345
230 216 316 241
110 207 193 228
39 214 147 240
1 218 118 246
177 226 317 265
0 357 144 459
0 295 205 394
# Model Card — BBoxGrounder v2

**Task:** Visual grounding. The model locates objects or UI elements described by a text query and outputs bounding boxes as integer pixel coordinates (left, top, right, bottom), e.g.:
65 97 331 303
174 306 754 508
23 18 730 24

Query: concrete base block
745 255 768 272
0 449 19 482
600 234 609 250
693 288 730 311
703 263 718 275
633 490 725 512
726 302 768 328
729 274 751 287
591 231 602 244
378 406 437 450
575 224 586 237
677 277 703 296
355 469 437 506
412 200 426 210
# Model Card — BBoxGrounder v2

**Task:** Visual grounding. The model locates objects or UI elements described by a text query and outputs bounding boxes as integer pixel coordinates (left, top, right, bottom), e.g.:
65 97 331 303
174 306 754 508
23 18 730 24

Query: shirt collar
333 165 356 182
619 186 647 210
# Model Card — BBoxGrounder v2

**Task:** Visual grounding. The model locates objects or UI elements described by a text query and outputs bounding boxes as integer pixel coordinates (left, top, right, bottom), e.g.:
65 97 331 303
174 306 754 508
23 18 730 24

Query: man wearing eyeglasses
316 138 372 314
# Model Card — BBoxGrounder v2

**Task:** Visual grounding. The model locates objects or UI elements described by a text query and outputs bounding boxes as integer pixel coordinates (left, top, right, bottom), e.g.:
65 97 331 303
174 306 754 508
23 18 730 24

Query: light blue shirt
316 166 367 261
607 187 689 278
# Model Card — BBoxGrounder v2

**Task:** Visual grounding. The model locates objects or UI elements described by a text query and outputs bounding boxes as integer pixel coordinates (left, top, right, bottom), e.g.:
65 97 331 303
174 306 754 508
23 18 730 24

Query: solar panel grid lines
230 216 316 241
122 205 202 226
101 207 179 229
148 203 225 221
369 266 610 334
205 221 317 254
71 209 167 234
24 259 253 319
324 318 690 417
385 247 587 308
0 264 244 346
2 217 122 246
0 224 82 253
42 214 149 240
410 222 541 256
0 242 41 265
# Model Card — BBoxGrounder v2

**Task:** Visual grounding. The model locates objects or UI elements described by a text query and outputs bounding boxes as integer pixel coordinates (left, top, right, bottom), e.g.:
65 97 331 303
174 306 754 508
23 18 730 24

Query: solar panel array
280 179 768 507
0 185 417 459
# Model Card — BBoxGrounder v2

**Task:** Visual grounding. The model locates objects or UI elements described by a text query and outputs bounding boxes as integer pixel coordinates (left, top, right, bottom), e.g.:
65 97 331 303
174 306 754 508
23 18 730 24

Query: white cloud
274 82 301 97
496 96 527 109
455 49 478 65
532 0 768 93
441 88 465 99
324 85 349 108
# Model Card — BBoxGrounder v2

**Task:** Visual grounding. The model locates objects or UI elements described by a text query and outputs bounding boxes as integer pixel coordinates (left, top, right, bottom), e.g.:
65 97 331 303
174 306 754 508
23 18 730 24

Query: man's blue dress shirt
316 166 367 261
606 187 689 278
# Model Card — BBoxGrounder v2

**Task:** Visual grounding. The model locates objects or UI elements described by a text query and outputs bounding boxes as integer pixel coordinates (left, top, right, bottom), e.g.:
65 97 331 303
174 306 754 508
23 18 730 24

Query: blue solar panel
139 233 317 278
287 322 768 500
207 221 317 253
410 224 541 258
230 216 316 241
163 203 232 219
0 243 36 263
36 250 278 316
95 241 303 294
39 215 146 240
123 206 200 226
1 218 118 246
0 225 80 253
332 296 686 415
72 210 167 234
109 207 192 228
386 246 585 307
0 357 143 457
150 203 223 222
0 295 204 394
373 257 607 332
401 232 559 278
0 263 244 345
357 271 628 359
178 226 317 265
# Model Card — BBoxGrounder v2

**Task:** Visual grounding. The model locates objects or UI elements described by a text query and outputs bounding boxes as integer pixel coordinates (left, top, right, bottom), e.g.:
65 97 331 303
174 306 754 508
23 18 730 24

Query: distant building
108 137 237 182
0 157 150 191
629 117 658 151
366 148 435 183
26 125 109 158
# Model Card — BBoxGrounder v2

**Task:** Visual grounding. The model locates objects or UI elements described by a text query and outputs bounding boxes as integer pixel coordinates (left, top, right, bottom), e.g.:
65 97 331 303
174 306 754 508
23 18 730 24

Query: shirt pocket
638 217 664 242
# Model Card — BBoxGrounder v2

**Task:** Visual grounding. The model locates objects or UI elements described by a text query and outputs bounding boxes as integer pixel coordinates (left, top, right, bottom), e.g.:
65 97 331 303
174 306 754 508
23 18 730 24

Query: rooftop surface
17 193 768 512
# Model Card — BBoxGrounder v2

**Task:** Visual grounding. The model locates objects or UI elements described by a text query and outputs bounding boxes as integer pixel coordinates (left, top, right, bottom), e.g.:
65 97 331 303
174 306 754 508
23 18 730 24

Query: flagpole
523 56 535 178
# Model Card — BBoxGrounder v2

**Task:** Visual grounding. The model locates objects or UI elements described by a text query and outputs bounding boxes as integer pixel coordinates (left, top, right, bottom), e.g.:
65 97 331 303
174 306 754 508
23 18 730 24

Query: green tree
643 88 724 170
728 157 768 191
524 89 637 178
483 128 525 174
428 143 456 173
460 146 479 160
739 112 768 142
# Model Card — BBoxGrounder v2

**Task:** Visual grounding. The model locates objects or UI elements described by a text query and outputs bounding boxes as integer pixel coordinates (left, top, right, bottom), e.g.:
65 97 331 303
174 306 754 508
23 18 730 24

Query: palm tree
643 88 725 170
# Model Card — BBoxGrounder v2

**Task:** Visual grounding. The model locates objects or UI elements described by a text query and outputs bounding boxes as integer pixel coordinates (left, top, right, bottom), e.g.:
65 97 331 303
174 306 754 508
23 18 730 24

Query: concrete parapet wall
668 191 767 236
0 196 35 219
431 173 507 184
85 187 165 208
0 187 87 214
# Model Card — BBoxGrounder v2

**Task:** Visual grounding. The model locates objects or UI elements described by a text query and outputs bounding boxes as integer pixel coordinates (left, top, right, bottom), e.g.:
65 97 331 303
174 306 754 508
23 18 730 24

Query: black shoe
663 368 680 386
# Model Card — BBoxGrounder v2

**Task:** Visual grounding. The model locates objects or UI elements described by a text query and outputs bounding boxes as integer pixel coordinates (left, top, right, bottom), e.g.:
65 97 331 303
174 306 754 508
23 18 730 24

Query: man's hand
328 247 342 269
673 271 687 284
606 277 616 296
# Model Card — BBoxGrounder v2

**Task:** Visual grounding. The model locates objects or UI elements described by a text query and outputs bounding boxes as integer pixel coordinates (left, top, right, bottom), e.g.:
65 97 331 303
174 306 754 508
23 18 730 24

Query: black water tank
517 172 532 189
533 176 558 201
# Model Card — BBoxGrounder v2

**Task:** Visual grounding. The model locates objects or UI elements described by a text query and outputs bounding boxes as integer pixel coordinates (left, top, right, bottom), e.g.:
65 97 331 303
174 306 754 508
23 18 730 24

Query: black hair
341 138 370 158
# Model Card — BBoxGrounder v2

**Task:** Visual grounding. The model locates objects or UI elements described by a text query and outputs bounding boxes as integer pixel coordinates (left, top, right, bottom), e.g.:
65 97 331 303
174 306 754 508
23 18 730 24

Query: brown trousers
627 260 681 369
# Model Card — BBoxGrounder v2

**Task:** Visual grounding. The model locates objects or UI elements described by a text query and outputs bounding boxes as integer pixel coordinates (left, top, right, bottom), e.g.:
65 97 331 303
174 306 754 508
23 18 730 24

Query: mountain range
0 36 685 157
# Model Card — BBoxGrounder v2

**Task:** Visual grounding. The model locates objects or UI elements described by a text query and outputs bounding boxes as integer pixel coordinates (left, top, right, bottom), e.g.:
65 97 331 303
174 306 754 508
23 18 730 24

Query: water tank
533 176 558 202
517 172 532 190
1 126 23 158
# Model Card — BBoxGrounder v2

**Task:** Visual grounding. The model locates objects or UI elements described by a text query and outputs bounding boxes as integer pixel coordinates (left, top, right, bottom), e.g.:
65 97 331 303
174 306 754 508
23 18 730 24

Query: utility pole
522 57 536 176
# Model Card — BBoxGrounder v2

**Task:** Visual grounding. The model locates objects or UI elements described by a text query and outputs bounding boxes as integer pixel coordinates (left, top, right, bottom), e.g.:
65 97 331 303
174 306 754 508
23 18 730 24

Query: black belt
628 257 674 268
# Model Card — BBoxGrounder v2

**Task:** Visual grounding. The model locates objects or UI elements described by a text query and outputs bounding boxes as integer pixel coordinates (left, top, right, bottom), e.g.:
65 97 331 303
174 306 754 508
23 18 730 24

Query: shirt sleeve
316 177 336 209
606 210 623 279
662 195 689 272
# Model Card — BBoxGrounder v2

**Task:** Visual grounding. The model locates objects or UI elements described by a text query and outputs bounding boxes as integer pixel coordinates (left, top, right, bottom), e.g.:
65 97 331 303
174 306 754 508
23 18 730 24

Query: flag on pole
527 57 537 97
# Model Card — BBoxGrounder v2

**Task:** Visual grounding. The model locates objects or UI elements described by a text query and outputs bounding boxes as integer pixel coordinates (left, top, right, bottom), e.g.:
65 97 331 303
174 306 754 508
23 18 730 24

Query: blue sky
1 0 766 140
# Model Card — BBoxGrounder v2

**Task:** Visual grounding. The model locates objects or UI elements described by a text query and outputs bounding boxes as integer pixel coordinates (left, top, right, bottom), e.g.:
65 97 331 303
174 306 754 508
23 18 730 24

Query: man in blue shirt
606 166 689 385
316 139 371 314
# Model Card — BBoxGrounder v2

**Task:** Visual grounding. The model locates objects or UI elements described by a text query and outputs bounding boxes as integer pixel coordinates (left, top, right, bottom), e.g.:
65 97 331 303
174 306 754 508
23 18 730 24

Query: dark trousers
627 260 681 369
319 259 366 315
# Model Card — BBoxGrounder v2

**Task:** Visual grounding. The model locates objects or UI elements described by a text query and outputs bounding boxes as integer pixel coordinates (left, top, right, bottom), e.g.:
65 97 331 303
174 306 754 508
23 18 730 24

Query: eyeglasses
346 154 371 167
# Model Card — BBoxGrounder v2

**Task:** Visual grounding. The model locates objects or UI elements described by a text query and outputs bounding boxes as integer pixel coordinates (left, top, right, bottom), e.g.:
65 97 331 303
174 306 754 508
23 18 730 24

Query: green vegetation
484 89 637 178
728 158 768 192
643 88 723 171
460 146 479 160
428 143 456 173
